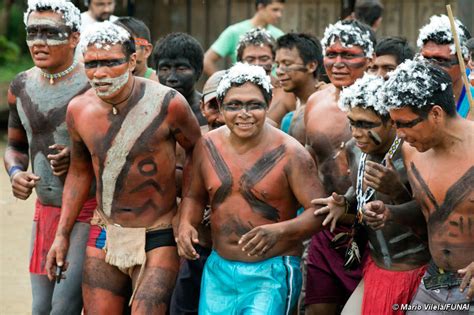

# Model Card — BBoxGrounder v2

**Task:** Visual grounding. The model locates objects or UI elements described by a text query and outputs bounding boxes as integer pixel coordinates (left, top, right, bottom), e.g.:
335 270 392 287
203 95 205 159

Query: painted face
367 54 398 79
201 97 225 130
261 2 284 25
421 41 461 84
157 57 196 98
26 11 77 72
324 40 370 88
275 47 313 93
89 0 115 22
84 44 134 100
389 107 435 152
241 45 274 75
347 107 394 154
133 40 152 77
221 82 268 140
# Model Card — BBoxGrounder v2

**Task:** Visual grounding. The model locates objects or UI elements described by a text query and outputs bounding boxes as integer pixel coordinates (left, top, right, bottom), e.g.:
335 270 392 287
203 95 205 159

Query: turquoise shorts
199 250 302 314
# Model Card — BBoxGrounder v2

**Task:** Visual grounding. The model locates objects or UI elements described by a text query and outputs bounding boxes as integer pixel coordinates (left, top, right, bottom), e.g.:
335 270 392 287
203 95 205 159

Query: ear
128 52 137 72
307 61 317 75
70 32 80 49
143 44 153 59
430 105 445 123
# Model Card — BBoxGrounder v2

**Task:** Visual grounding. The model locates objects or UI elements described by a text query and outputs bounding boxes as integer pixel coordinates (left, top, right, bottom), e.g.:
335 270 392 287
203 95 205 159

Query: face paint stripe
204 138 233 208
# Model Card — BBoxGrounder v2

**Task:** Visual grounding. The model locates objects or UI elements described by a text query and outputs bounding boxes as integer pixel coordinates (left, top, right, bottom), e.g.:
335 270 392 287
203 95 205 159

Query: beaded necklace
40 59 78 85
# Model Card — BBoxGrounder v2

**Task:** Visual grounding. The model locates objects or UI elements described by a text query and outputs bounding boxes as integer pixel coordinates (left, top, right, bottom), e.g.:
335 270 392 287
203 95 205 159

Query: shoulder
9 68 35 95
306 84 335 112
401 141 417 164
267 25 284 38
68 88 96 112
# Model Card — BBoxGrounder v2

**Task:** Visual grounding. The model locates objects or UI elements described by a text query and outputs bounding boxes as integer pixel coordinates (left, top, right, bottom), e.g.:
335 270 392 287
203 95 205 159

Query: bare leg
305 303 339 315
82 247 131 315
131 246 179 315
341 279 363 315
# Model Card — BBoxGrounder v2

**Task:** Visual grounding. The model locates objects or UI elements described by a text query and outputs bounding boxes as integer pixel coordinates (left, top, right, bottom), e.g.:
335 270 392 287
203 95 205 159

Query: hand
176 223 200 260
362 200 390 230
239 224 281 257
459 262 474 300
11 171 40 200
46 235 70 281
364 157 405 197
47 144 70 176
312 192 347 232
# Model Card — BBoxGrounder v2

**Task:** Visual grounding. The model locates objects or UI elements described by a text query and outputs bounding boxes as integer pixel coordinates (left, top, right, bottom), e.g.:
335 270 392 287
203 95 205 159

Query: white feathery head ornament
80 21 131 54
24 0 81 31
322 20 374 58
339 74 387 116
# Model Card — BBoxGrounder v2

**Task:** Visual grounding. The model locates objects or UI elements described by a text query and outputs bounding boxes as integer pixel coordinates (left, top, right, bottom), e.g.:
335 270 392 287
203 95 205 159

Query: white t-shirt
80 11 118 33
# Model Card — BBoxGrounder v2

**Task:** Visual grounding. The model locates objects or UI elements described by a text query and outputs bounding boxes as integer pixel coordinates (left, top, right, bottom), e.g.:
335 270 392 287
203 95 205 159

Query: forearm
4 147 29 173
178 197 205 228
386 200 424 228
56 168 93 237
279 207 326 241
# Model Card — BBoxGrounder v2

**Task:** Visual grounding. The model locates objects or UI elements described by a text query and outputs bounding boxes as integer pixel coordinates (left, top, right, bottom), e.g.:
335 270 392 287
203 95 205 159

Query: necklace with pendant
104 78 136 115
40 59 78 85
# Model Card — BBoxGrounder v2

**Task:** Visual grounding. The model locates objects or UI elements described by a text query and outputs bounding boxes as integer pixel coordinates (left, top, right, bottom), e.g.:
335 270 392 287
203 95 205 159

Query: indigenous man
46 21 201 314
275 32 326 145
365 59 474 313
203 0 285 75
367 36 414 79
315 74 430 314
353 0 384 31
417 14 472 118
4 1 95 313
114 17 158 81
153 32 206 126
235 27 296 127
169 70 225 315
176 63 326 314
304 20 375 315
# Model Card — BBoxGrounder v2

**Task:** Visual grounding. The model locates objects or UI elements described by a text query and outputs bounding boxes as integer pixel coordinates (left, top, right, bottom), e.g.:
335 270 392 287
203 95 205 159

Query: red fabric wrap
29 198 96 274
361 256 426 315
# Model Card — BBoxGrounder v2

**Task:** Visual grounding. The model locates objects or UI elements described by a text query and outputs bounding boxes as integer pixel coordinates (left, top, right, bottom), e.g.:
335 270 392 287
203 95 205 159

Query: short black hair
236 28 276 62
114 17 151 43
255 0 285 9
375 37 414 65
276 32 323 78
152 32 204 79
354 1 384 27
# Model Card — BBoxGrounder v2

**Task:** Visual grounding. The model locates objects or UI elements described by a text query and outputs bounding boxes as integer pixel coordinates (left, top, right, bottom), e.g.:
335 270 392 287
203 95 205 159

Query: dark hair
354 1 383 27
323 20 376 57
340 0 356 20
375 37 414 65
277 32 323 78
114 17 151 43
152 32 204 79
121 38 136 60
255 0 285 10
414 65 456 118
236 28 276 62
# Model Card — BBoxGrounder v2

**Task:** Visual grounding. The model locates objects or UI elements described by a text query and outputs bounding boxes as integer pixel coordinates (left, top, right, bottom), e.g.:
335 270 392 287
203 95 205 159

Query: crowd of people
4 0 474 314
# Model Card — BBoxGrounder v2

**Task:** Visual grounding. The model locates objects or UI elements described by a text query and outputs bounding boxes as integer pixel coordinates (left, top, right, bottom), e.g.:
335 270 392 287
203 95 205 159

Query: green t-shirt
210 19 284 63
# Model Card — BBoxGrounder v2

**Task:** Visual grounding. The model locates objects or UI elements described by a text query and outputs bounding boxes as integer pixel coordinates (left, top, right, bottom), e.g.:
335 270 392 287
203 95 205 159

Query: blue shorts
199 250 302 315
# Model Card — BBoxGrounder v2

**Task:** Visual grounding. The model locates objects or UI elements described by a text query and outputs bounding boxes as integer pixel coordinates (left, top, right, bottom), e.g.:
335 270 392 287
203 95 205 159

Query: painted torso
10 67 89 206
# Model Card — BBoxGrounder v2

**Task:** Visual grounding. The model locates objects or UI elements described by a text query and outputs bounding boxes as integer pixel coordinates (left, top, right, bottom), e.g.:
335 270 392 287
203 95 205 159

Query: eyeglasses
84 58 128 69
275 63 308 73
394 116 425 129
348 118 382 130
423 56 459 68
222 101 267 112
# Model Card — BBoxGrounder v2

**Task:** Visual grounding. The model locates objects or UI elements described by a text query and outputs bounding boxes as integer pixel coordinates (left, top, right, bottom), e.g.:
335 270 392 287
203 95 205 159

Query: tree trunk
0 0 14 37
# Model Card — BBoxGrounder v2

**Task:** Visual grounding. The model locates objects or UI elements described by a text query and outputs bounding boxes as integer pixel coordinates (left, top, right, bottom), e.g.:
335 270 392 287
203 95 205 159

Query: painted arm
363 199 423 230
4 88 40 199
176 139 208 260
46 102 94 280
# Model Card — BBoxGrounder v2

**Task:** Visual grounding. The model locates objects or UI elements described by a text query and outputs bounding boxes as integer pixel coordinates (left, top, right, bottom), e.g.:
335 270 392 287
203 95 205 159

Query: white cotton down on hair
81 21 131 53
339 74 387 116
24 0 81 30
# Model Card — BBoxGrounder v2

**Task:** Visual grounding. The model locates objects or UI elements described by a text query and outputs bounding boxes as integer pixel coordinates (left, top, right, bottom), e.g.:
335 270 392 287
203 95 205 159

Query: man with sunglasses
364 59 474 313
304 19 375 315
46 22 201 313
176 62 327 314
418 14 472 119
314 74 430 314
275 32 327 145
4 1 96 313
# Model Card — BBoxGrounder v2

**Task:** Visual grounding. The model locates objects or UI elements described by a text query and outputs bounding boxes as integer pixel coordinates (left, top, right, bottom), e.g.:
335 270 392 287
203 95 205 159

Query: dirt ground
0 132 34 315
